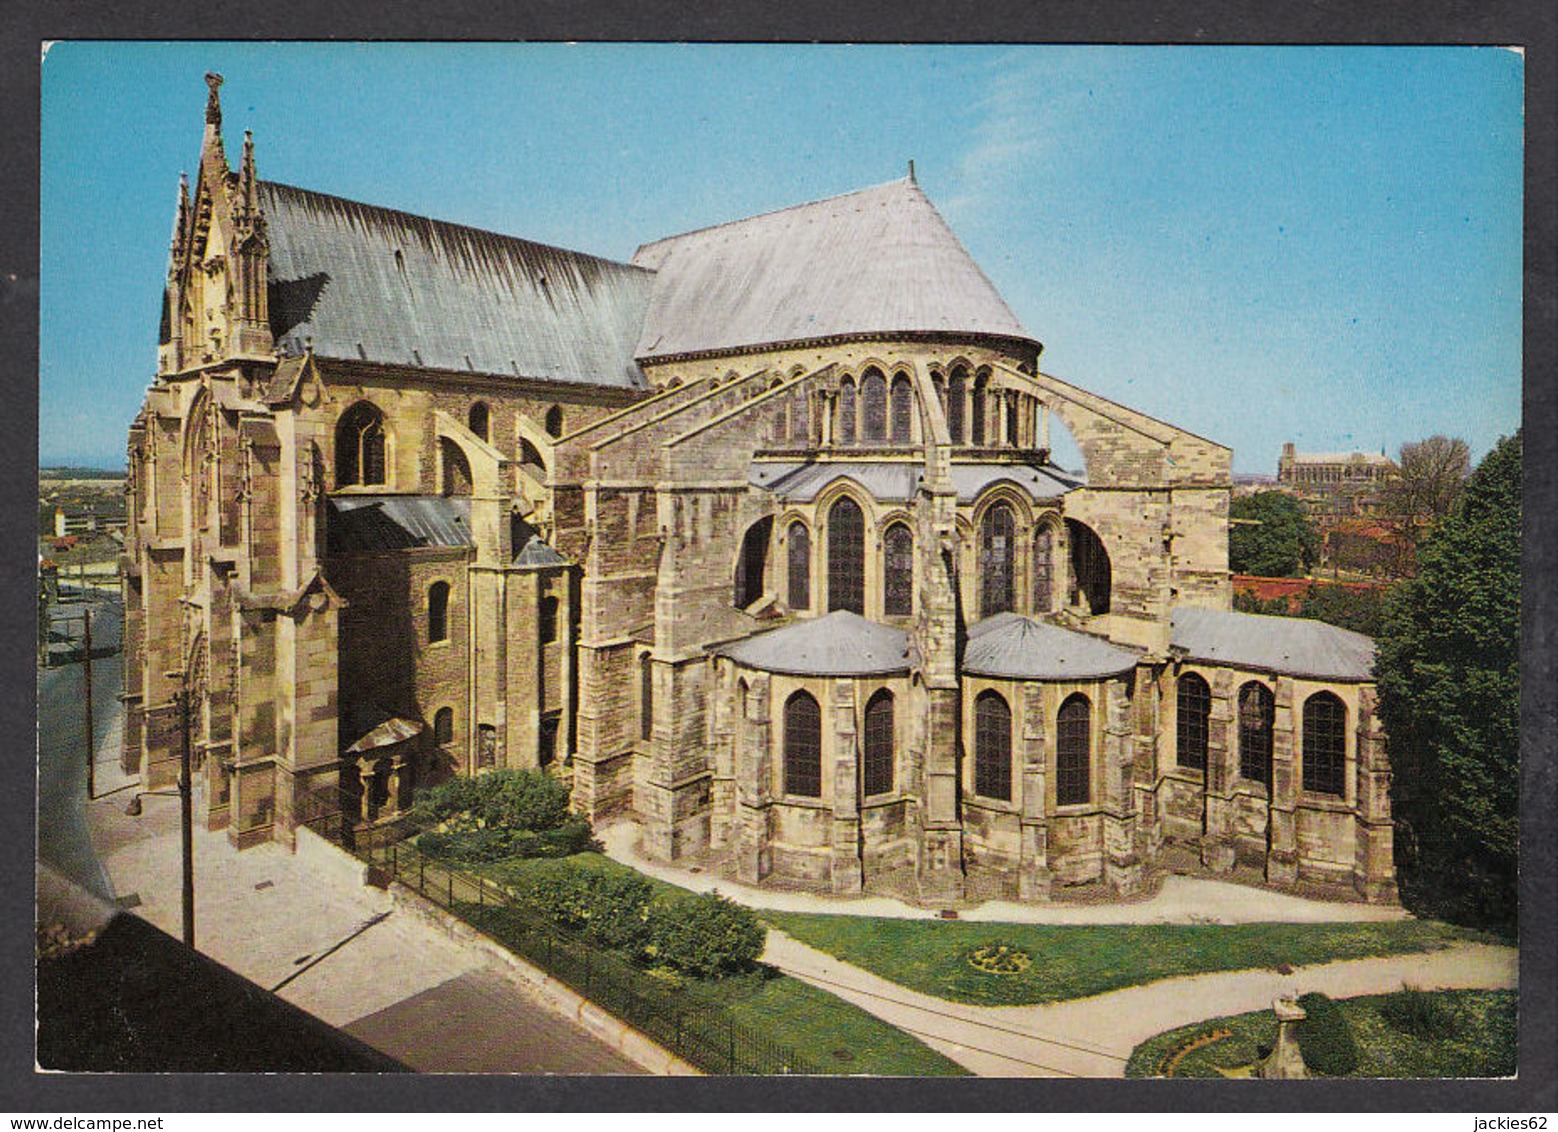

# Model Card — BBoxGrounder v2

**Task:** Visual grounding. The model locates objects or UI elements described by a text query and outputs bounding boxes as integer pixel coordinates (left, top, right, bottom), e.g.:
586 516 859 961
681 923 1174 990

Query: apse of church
121 75 1394 904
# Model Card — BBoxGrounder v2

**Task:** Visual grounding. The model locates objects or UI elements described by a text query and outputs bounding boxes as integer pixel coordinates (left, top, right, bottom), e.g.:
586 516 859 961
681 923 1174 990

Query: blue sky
40 42 1523 473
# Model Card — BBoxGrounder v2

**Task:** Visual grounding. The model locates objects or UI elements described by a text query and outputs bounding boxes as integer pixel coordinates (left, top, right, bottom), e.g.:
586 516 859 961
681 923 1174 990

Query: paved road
346 969 644 1074
37 594 123 904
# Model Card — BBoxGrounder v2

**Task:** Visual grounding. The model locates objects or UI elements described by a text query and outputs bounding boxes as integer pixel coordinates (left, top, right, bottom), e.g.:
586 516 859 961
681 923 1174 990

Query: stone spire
201 72 227 174
169 171 190 262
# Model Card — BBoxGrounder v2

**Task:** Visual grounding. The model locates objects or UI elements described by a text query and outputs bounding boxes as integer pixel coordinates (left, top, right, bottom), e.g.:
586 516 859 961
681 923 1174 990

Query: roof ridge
259 180 652 276
633 176 917 259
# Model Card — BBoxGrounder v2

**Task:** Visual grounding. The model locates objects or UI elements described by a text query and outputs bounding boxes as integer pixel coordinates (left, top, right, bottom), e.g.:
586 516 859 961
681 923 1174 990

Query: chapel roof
1170 606 1376 682
260 182 654 390
717 610 910 677
963 613 1141 680
326 495 474 553
631 177 1034 360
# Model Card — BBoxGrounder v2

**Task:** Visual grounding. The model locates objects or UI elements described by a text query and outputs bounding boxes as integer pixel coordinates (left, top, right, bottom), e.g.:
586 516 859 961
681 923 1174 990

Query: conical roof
632 178 1033 359
717 610 910 677
963 613 1141 680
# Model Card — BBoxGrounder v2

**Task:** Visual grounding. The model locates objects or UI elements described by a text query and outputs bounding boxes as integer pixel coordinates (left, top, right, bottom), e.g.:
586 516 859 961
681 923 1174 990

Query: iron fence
359 840 819 1076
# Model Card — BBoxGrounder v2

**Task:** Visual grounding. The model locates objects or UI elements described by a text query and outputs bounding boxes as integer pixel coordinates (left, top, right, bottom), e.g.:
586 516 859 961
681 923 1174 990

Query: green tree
1375 432 1519 932
1229 492 1320 577
1382 435 1471 575
1294 584 1387 637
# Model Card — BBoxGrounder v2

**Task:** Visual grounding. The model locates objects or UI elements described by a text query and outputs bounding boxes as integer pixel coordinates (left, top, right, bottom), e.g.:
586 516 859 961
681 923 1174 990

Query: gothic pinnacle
205 72 224 126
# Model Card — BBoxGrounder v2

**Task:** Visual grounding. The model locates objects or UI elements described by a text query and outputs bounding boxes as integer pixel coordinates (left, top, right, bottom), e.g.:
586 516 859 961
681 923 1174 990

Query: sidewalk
598 821 1408 925
83 732 645 1073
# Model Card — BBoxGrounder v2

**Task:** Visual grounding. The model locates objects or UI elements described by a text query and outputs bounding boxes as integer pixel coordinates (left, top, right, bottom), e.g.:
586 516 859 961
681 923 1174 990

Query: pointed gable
631 177 1034 360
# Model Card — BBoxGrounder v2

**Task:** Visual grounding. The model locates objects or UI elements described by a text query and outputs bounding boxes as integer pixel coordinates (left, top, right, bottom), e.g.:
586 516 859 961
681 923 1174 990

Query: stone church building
121 75 1395 904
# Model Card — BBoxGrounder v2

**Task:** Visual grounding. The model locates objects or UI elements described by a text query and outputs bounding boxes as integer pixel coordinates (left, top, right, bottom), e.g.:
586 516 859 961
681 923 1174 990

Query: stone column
736 673 772 884
917 686 965 904
1132 662 1163 863
1103 677 1143 894
1017 683 1051 900
829 679 863 894
1201 668 1237 872
387 756 404 815
358 762 375 824
1353 686 1397 902
1266 677 1299 886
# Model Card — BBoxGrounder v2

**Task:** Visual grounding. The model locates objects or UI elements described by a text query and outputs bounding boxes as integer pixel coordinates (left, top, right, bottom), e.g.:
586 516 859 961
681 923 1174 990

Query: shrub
576 873 655 953
1295 992 1360 1076
1378 986 1458 1040
647 892 766 978
411 769 582 840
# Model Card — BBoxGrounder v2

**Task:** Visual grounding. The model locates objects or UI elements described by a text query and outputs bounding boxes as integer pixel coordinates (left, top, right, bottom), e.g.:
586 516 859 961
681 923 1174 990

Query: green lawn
1124 990 1517 1078
431 848 966 1076
759 912 1491 1006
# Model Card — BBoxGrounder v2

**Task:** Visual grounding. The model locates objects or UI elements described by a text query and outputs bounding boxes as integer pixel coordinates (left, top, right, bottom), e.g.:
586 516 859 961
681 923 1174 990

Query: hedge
1296 992 1360 1076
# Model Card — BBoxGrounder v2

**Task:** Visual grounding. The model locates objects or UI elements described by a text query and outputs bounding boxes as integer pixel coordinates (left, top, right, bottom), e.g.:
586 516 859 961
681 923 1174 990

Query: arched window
428 581 450 643
1056 693 1091 806
787 521 810 610
433 707 454 746
539 717 559 767
947 367 967 443
827 497 865 614
883 523 914 617
440 437 472 497
1238 681 1275 785
540 595 559 645
784 691 822 798
890 373 914 442
639 653 654 742
1065 519 1112 615
1302 691 1347 797
860 368 887 443
1032 524 1054 614
468 401 490 442
544 405 564 438
1176 673 1211 771
980 503 1016 616
734 517 772 608
971 375 988 445
973 690 1012 801
863 690 894 797
789 386 810 443
838 378 857 446
335 401 386 487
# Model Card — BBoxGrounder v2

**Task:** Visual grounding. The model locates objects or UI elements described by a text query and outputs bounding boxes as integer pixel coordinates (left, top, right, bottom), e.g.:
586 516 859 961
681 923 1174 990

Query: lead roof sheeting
963 613 1141 680
632 178 1033 359
750 461 922 503
328 495 473 553
1170 606 1376 681
718 610 910 676
948 462 1085 501
260 182 654 389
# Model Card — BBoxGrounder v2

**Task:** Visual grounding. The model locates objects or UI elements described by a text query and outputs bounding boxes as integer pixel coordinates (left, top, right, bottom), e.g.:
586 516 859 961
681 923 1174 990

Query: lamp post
177 681 195 949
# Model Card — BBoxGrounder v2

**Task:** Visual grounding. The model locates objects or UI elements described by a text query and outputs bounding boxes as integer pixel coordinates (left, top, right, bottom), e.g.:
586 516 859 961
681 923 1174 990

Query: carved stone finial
205 72 224 125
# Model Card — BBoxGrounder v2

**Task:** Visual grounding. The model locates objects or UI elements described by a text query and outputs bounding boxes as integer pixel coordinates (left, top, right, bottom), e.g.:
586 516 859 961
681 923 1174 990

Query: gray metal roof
327 495 473 554
632 178 1033 359
949 462 1084 502
512 515 569 567
1171 606 1376 681
261 182 654 389
964 613 1141 680
749 459 1082 504
750 461 921 503
718 611 910 676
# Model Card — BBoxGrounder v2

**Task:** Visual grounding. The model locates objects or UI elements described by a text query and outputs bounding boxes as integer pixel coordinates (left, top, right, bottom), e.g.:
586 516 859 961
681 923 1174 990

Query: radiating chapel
121 75 1396 905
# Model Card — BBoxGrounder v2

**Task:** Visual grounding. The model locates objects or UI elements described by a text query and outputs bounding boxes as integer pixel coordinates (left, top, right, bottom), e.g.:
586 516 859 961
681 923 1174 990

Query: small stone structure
1257 994 1310 1079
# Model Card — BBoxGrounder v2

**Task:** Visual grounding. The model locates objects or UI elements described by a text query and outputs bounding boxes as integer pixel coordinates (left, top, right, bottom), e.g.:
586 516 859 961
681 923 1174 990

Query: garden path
763 931 1517 1078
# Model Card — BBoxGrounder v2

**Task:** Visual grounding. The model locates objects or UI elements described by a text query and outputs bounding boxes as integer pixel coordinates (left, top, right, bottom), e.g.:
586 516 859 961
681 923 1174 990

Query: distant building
119 74 1396 906
1277 442 1397 521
